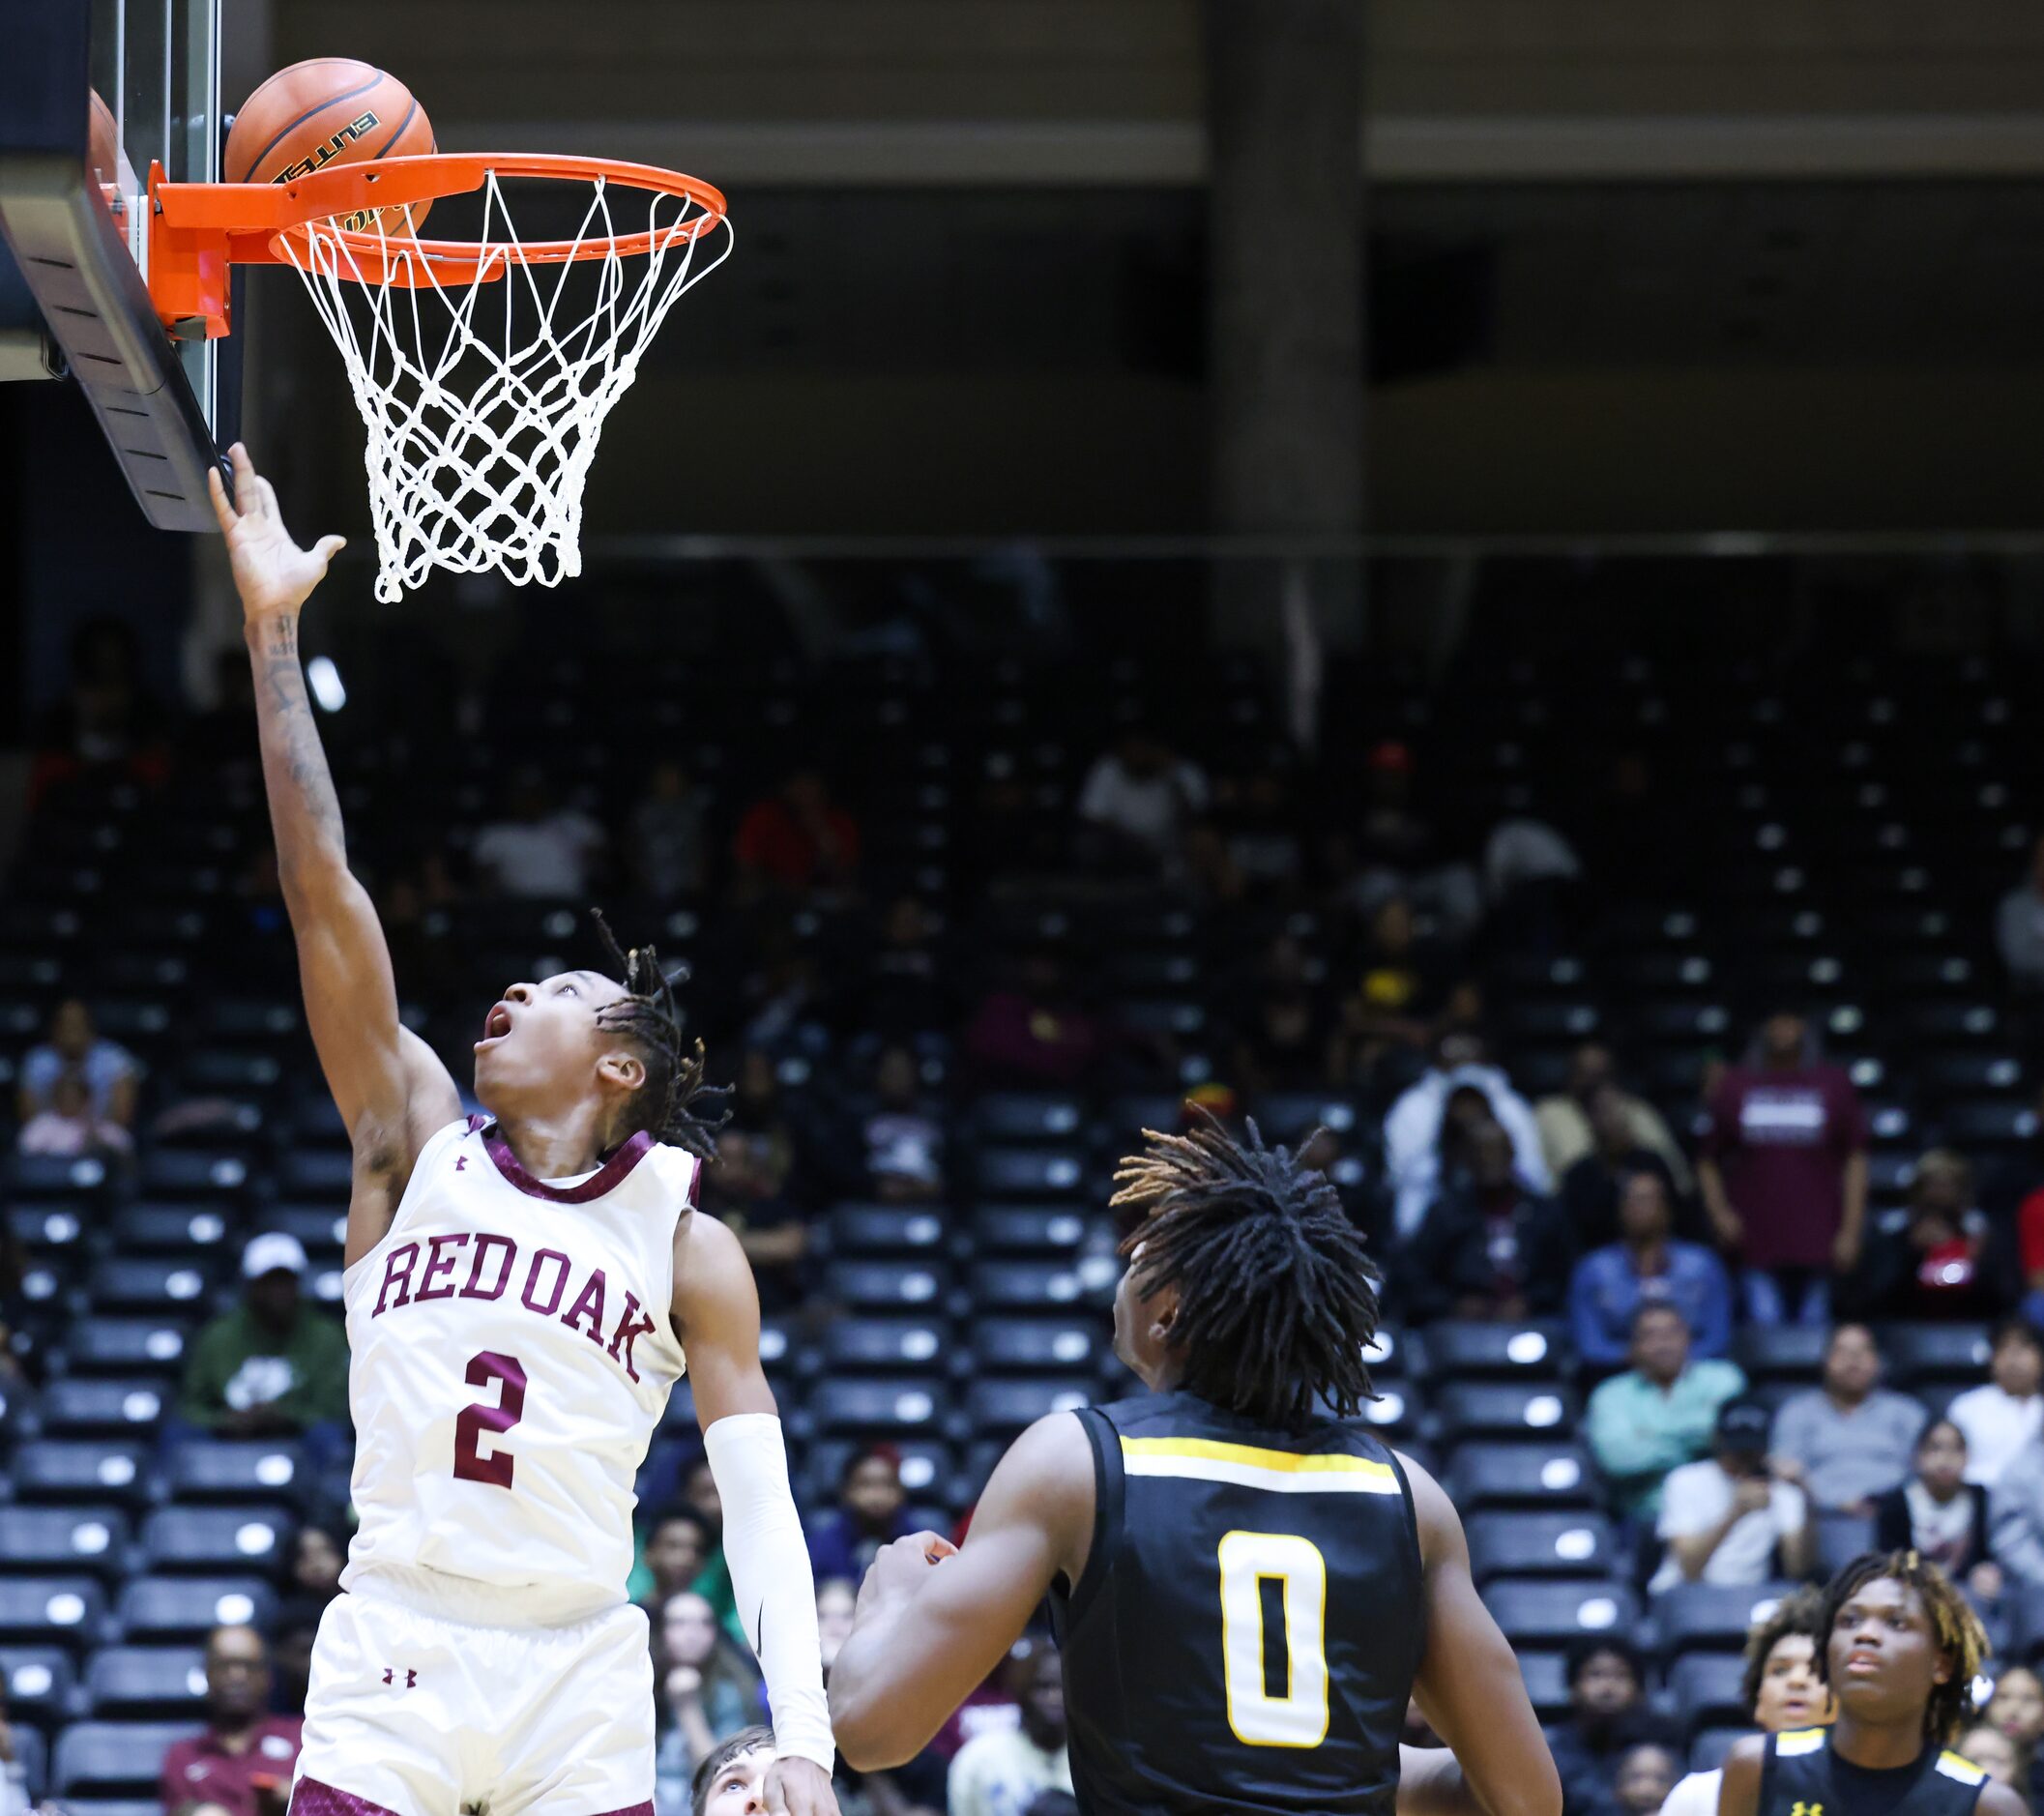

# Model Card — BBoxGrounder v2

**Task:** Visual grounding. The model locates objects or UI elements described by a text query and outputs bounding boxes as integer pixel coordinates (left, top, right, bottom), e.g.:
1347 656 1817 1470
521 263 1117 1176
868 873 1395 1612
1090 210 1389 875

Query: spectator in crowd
1605 1743 1679 1816
17 996 140 1128
1586 1303 1747 1519
734 765 861 896
1768 1323 1926 1513
861 895 950 1040
0 1684 19 1816
1481 813 1584 951
1649 1399 1813 1592
1541 1636 1681 1816
814 1577 946 1816
1657 1590 1828 1816
1991 1430 2044 1586
1232 969 1333 1097
2009 1124 2044 1328
1697 1011 1869 1327
653 1591 764 1801
1073 728 1209 874
1399 1119 1575 1323
471 766 608 899
640 1508 717 1612
807 1447 917 1585
1983 1667 2044 1810
1329 740 1483 939
1384 1031 1551 1237
1327 896 1448 1087
1569 1169 1733 1365
181 1234 350 1441
965 952 1100 1089
1538 1044 1691 1194
656 1460 746 1650
1956 1726 2021 1794
862 1045 946 1202
1854 1150 1999 1323
159 1626 303 1816
630 759 709 901
1996 835 2044 989
28 613 172 807
947 1644 1072 1816
1557 1083 1685 1253
701 1050 811 1310
274 1523 345 1641
1873 1420 2000 1598
16 1065 134 1160
685 1726 774 1816
1948 1317 2044 1485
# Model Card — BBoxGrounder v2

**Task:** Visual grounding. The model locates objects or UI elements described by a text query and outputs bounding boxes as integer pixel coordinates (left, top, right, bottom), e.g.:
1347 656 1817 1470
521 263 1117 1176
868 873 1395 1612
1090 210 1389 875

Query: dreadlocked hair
1738 1586 1825 1720
1817 1551 1989 1744
1110 1111 1382 1435
588 909 730 1162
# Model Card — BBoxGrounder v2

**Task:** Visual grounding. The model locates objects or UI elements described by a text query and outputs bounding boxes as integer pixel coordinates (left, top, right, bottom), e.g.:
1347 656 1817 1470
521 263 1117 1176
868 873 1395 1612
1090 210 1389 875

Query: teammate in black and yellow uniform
1720 1552 2025 1816
826 1115 1561 1816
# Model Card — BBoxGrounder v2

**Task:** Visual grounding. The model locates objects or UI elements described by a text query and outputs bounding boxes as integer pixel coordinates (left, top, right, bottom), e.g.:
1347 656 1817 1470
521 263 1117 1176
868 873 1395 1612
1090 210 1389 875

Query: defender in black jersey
1720 1552 2024 1816
828 1117 1560 1816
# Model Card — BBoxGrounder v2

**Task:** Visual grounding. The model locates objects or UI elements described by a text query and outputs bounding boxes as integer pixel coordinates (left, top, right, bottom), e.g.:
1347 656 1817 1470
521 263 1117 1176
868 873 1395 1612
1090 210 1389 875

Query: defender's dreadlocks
589 909 730 1161
1110 1113 1382 1435
1817 1551 1989 1744
1739 1586 1824 1720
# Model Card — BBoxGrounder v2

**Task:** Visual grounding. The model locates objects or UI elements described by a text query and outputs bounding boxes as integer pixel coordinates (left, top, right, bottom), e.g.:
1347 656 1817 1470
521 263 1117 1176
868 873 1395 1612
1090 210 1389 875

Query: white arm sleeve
702 1411 835 1772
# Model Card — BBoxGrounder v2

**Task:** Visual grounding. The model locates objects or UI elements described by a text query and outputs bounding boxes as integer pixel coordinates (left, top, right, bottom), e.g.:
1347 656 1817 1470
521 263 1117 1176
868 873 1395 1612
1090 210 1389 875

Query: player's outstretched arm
830 1412 1094 1770
672 1213 839 1816
1400 1454 1562 1816
210 445 459 1263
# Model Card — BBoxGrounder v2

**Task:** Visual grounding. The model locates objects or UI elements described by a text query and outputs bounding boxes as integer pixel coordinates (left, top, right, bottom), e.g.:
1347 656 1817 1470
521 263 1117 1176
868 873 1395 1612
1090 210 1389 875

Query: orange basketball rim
148 151 729 336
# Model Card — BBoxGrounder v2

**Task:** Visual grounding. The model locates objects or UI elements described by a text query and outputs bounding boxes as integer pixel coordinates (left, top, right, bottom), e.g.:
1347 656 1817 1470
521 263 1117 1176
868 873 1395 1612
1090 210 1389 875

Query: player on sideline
208 445 839 1816
827 1115 1562 1816
1659 1589 1828 1816
1718 1551 2023 1816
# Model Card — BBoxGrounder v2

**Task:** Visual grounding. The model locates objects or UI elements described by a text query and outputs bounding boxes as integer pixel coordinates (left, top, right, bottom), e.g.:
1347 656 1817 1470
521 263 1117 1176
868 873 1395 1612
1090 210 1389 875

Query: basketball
224 57 434 233
87 87 119 187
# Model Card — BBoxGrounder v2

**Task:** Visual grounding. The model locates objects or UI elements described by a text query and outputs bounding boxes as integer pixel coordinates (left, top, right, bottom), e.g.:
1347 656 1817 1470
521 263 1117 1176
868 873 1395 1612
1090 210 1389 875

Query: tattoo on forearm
251 614 345 853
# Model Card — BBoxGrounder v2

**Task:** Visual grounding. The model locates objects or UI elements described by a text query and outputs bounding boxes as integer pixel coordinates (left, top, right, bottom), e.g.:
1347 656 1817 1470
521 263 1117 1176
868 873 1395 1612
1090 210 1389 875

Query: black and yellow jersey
1760 1727 1990 1816
1048 1390 1424 1816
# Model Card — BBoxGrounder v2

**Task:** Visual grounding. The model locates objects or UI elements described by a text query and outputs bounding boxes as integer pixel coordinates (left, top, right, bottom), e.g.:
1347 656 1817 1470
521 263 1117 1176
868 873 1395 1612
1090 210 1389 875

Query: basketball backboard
0 0 236 530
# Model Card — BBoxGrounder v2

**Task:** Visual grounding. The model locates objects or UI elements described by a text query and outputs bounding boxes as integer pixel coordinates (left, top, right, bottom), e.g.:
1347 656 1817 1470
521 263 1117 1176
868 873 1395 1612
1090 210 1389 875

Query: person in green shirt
181 1232 352 1436
1585 1301 1745 1519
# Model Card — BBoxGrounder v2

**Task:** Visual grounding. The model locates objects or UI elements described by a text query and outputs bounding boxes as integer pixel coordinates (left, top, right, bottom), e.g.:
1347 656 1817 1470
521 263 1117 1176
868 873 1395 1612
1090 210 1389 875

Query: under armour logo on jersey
455 1156 467 1171
1790 1802 1823 1816
381 1667 418 1688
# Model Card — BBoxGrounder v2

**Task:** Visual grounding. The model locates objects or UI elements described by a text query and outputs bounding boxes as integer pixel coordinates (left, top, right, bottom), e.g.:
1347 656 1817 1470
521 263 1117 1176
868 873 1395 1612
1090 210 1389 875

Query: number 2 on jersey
453 1350 526 1488
1218 1530 1329 1748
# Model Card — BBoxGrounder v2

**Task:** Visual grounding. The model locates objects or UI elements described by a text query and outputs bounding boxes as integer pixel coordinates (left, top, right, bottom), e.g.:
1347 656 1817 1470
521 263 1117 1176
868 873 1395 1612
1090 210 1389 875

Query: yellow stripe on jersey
1120 1436 1402 1495
1776 1730 1827 1758
1936 1752 1987 1786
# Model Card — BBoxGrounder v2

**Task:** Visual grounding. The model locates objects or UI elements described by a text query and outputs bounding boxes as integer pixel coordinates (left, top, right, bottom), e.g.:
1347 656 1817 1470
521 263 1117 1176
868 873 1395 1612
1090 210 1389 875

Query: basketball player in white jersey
208 447 840 1816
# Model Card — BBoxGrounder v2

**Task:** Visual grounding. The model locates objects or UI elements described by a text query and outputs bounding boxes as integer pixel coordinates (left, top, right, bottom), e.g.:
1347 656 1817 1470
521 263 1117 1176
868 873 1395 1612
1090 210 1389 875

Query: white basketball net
281 169 730 601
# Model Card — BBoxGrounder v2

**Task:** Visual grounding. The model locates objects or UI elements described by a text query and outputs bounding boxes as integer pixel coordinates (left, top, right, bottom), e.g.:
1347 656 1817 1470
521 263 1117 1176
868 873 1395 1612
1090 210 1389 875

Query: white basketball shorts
290 1564 656 1816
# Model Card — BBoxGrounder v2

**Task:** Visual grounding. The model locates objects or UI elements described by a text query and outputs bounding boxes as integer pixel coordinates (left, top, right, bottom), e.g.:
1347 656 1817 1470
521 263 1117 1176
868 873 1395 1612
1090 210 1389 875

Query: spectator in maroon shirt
160 1626 303 1816
733 766 861 897
1697 1011 1869 1329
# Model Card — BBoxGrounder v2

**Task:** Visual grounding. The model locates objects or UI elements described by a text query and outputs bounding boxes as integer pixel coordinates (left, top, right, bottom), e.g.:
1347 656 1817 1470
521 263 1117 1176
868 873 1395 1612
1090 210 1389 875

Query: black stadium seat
1878 1323 1992 1387
1654 1582 1801 1656
0 1508 129 1579
1463 1513 1615 1583
0 1577 106 1647
1481 1578 1639 1650
971 1094 1086 1144
827 1205 948 1258
58 1321 193 1378
84 1646 209 1718
12 1443 150 1509
138 1507 294 1575
38 1379 170 1440
1734 1326 1829 1385
1670 1653 1753 1734
1416 1322 1569 1382
85 1259 215 1318
114 1576 276 1643
161 1441 307 1505
964 1377 1094 1437
806 1378 949 1438
1434 1383 1579 1443
53 1722 205 1799
817 1318 948 1373
972 1319 1105 1374
824 1260 950 1311
972 1207 1090 1257
0 1646 75 1720
1444 1444 1600 1511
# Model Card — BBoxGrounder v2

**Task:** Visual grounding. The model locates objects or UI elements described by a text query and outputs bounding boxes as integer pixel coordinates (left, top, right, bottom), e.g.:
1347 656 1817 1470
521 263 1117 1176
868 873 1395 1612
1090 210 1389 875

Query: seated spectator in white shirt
948 1644 1071 1816
17 996 139 1128
1947 1317 2044 1486
1384 1031 1551 1238
1074 730 1208 874
1768 1323 1926 1513
16 1067 132 1160
472 767 608 899
1991 1430 2044 1588
862 1045 945 1204
1650 1399 1813 1593
1874 1419 2000 1599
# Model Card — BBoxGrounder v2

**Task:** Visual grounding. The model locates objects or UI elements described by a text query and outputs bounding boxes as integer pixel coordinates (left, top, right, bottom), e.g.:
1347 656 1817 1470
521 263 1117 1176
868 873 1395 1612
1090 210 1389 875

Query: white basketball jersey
339 1114 696 1613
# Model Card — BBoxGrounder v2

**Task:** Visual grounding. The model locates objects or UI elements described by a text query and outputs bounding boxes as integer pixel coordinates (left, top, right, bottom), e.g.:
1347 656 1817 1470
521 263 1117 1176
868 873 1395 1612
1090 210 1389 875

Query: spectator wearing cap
1568 1169 1733 1366
158 1626 303 1816
1648 1400 1813 1593
1697 1011 1869 1328
1767 1323 1926 1513
1585 1303 1747 1521
805 1447 917 1586
181 1234 351 1439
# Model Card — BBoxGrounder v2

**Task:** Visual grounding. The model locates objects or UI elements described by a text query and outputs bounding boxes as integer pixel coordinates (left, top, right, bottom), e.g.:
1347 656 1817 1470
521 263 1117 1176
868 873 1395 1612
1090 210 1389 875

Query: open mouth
1844 1651 1881 1674
477 1003 513 1046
